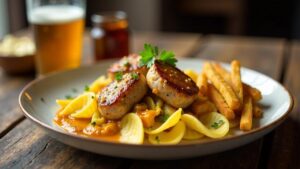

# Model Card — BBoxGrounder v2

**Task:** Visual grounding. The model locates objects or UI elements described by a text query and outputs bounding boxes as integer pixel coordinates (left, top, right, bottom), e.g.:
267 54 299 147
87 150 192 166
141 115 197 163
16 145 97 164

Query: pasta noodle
148 121 186 145
181 112 229 138
145 108 182 134
91 110 106 126
89 75 112 93
58 92 97 118
120 113 144 144
183 127 204 140
56 99 72 108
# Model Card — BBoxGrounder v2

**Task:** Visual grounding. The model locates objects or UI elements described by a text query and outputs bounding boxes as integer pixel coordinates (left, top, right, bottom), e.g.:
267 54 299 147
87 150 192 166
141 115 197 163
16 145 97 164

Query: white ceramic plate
19 59 293 159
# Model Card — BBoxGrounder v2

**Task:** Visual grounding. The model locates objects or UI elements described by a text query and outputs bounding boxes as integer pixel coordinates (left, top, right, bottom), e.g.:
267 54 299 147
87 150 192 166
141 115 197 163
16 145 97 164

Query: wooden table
0 31 299 169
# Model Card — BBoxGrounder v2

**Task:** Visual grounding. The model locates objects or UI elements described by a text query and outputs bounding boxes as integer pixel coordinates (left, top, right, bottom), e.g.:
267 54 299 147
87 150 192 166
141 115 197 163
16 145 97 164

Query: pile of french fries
195 60 263 131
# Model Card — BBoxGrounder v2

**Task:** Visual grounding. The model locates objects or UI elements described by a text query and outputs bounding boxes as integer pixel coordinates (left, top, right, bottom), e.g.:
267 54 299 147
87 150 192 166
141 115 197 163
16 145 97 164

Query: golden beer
28 6 85 75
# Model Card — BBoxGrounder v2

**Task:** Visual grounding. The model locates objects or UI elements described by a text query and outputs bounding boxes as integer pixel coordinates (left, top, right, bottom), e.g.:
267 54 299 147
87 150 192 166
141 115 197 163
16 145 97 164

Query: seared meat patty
98 72 148 120
146 61 199 108
108 54 148 79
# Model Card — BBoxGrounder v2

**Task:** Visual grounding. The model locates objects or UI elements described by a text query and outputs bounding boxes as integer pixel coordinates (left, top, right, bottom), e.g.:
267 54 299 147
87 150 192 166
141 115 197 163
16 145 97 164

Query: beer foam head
28 5 84 24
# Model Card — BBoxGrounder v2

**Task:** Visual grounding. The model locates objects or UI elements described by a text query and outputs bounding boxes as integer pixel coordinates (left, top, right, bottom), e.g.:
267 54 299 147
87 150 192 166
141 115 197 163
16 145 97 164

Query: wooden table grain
0 31 298 169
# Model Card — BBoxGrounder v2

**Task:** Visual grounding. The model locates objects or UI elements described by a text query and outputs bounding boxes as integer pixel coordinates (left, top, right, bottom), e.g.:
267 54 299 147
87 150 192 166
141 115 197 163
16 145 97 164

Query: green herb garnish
160 50 177 66
139 44 158 68
211 120 225 129
115 72 123 81
131 72 139 80
84 85 90 92
157 113 170 123
65 95 74 100
139 43 177 68
91 121 96 126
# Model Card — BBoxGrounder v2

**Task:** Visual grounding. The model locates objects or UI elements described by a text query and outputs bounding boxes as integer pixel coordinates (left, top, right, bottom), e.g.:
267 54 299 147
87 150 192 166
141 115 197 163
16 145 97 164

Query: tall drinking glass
26 0 85 76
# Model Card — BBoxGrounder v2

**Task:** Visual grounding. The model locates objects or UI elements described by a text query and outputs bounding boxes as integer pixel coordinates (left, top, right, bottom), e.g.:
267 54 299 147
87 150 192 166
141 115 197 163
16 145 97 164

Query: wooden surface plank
130 35 286 169
130 142 262 169
131 31 201 57
266 42 300 169
0 119 124 169
197 35 285 78
0 71 33 137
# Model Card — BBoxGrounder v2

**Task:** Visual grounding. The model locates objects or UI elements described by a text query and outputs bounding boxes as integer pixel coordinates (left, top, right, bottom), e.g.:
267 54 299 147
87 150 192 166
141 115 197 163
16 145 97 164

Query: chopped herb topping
84 85 90 92
72 88 78 93
155 136 160 143
131 72 139 80
211 120 225 129
139 43 177 68
91 122 96 126
65 95 74 100
91 96 95 99
40 97 45 103
157 113 170 123
115 72 123 81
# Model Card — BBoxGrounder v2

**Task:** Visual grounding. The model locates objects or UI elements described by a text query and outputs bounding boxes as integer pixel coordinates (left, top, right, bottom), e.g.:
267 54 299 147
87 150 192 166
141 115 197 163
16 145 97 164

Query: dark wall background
7 0 300 39
161 0 297 38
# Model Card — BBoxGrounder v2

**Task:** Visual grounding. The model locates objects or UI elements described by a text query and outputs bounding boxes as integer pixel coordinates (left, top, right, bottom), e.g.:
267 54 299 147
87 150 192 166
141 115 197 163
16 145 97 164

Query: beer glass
26 0 85 76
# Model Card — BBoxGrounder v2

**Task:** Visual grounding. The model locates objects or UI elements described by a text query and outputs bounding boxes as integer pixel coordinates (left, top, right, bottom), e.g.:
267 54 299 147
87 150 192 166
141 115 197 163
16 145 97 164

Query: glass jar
91 11 129 60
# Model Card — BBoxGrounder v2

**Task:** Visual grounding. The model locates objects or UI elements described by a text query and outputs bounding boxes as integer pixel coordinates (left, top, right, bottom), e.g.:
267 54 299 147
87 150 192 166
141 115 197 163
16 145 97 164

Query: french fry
243 84 262 102
231 60 243 104
207 84 235 120
191 98 217 116
213 62 262 102
240 95 253 131
196 73 208 96
212 63 232 85
253 104 263 118
204 63 240 111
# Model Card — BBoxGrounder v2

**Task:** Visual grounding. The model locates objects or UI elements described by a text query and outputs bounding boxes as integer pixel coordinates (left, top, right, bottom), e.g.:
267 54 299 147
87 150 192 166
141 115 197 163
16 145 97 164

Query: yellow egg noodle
55 70 235 145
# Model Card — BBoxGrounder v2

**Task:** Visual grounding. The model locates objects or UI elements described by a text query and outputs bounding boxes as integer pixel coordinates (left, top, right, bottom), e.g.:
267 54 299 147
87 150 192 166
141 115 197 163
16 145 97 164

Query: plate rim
18 58 294 148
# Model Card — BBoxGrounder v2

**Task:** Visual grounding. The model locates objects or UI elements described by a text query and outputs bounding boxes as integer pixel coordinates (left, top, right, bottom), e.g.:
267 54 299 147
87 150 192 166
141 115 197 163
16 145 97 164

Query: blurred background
0 0 299 39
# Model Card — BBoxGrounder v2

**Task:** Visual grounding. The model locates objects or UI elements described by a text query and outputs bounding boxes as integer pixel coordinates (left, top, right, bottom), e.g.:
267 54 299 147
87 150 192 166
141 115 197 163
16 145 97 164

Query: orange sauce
54 114 120 142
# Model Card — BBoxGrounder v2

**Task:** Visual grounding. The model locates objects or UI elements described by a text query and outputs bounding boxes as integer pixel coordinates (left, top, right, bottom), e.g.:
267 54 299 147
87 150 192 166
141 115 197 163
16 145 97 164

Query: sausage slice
146 61 199 108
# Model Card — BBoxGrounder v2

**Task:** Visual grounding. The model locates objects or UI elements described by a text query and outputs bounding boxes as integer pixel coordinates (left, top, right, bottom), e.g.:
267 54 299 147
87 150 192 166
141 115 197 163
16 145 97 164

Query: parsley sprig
139 44 177 68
